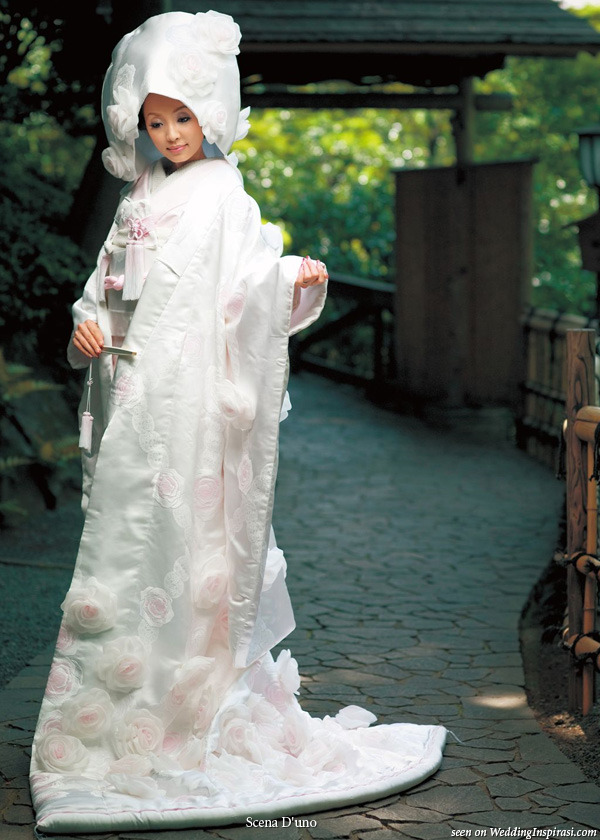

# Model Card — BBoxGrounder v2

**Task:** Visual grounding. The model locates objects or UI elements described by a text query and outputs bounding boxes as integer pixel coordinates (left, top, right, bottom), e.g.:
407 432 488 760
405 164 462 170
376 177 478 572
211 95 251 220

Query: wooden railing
517 307 599 469
557 330 600 715
289 272 396 401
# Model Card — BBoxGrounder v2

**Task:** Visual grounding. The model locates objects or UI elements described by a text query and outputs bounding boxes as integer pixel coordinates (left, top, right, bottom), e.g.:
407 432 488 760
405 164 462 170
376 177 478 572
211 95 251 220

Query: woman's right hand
73 320 105 358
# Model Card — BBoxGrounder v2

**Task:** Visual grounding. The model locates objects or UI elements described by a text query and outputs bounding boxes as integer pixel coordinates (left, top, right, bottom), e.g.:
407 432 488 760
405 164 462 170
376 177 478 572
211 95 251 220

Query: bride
29 10 447 835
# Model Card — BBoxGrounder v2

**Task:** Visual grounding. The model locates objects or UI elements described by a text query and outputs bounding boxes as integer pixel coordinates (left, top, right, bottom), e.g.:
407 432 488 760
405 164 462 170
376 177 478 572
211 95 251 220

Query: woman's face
142 93 206 168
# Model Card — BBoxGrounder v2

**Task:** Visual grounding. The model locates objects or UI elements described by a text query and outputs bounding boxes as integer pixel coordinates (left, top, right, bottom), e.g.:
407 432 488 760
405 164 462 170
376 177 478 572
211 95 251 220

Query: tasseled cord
78 362 94 453
123 239 145 300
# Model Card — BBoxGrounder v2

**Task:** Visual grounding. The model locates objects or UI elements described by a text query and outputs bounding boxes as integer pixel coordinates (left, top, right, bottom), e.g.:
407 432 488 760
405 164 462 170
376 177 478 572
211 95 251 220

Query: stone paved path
1 371 599 839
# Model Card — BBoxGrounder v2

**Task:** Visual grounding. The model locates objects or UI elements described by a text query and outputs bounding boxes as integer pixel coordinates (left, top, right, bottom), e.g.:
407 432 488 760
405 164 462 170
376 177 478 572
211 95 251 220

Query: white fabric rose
202 10 241 55
247 694 283 740
152 467 185 509
107 85 139 145
193 555 228 609
95 636 148 692
275 649 301 696
281 753 320 786
35 731 90 774
200 100 228 145
60 576 118 635
166 656 214 717
263 545 286 588
193 685 217 734
216 379 255 430
281 709 311 757
260 222 284 255
44 658 82 700
113 708 165 757
105 773 162 798
171 49 217 98
219 705 263 763
234 106 251 142
177 736 207 770
102 145 136 181
140 586 174 627
108 754 152 776
332 704 378 730
61 688 114 740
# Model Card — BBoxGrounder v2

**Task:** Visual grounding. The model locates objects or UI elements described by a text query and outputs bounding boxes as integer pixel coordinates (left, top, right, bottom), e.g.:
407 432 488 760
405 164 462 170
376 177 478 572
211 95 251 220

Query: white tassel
79 411 93 451
79 363 94 453
123 240 145 300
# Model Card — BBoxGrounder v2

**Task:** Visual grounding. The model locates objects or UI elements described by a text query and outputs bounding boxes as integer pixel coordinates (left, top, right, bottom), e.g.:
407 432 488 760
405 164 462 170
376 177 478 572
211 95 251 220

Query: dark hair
138 110 146 131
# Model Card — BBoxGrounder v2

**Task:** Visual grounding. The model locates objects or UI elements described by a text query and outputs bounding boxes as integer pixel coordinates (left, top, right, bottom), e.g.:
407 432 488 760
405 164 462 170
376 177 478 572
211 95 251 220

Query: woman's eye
149 122 162 129
178 116 191 123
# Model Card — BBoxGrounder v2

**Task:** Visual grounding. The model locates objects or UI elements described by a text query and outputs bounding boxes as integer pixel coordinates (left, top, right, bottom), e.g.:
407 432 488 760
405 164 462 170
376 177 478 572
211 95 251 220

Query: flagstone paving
1 370 598 839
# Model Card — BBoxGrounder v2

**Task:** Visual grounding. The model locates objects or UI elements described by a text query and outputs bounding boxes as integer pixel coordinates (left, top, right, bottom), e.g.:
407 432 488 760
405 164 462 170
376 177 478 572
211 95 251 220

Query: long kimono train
30 157 447 834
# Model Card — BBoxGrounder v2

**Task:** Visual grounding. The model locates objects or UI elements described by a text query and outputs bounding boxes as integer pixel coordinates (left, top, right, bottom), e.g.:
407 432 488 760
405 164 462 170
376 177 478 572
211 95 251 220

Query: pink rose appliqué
193 554 228 610
237 454 253 495
193 474 223 519
56 622 77 653
114 371 144 408
140 586 174 628
152 468 184 509
45 658 82 700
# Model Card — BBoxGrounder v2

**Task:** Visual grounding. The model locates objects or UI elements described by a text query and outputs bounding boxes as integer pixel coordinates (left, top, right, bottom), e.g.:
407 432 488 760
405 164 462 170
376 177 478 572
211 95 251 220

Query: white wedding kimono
30 157 447 835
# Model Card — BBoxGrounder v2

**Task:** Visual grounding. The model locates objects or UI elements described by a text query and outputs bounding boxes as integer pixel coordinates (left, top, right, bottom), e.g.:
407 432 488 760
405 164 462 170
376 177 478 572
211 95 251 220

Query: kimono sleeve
66 267 99 370
284 256 328 337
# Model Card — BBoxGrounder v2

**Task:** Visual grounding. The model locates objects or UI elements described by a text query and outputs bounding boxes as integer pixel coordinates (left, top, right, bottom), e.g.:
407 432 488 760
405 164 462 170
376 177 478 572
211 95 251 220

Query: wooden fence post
565 329 596 711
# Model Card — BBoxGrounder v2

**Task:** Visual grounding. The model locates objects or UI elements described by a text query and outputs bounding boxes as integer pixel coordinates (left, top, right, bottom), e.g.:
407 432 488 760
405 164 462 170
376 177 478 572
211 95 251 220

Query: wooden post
583 441 598 714
452 76 475 181
565 330 596 711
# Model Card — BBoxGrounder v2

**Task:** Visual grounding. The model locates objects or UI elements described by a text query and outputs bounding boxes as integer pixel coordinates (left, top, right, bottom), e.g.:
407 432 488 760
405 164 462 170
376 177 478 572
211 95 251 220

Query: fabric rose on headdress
200 100 228 145
107 86 139 145
202 10 241 55
102 145 136 181
170 49 218 99
234 106 251 142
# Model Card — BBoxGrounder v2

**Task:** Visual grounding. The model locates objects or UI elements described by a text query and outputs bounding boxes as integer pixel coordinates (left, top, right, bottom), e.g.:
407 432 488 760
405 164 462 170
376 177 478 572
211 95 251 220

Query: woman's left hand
295 256 328 289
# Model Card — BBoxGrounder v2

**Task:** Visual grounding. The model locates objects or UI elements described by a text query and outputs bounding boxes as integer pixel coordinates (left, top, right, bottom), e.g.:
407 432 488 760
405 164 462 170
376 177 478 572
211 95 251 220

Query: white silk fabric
30 158 447 834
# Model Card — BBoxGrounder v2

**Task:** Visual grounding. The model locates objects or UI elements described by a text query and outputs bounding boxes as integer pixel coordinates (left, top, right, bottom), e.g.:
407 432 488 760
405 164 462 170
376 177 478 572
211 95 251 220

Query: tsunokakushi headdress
100 10 251 182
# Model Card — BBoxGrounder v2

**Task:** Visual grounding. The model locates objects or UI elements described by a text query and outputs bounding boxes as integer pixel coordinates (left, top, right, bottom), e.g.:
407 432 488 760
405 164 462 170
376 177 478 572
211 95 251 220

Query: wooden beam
240 41 600 58
241 92 513 111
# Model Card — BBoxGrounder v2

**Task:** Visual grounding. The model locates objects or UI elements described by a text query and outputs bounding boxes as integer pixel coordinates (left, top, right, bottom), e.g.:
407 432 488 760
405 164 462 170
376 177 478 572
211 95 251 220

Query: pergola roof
180 1 600 86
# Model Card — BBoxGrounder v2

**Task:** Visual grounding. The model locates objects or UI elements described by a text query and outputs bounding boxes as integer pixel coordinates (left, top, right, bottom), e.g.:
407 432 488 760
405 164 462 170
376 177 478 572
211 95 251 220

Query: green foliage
0 126 92 369
0 346 80 525
235 107 454 280
474 44 600 315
